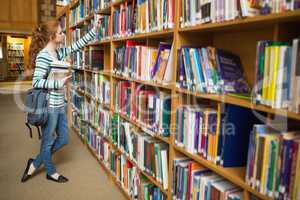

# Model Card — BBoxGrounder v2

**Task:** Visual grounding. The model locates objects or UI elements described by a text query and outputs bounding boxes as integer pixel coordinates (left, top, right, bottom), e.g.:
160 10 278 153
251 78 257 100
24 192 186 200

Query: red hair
29 20 60 69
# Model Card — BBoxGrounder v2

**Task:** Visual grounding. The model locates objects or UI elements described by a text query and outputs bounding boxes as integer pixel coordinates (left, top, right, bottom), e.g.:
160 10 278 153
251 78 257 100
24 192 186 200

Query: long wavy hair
29 20 60 69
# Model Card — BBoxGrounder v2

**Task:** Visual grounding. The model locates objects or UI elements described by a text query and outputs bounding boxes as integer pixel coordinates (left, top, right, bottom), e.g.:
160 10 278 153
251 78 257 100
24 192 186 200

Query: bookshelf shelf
66 0 300 199
111 74 174 90
112 29 174 42
111 0 125 7
179 10 300 33
176 88 300 121
87 39 111 46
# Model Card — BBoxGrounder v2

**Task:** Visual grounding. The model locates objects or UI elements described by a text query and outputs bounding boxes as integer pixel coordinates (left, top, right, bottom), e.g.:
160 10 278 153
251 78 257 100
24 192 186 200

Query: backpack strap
36 126 42 140
25 122 33 138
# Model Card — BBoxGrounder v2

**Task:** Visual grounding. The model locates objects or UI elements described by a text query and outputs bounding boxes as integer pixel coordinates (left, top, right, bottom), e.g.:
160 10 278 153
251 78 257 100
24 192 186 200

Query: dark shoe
21 158 34 182
46 174 69 183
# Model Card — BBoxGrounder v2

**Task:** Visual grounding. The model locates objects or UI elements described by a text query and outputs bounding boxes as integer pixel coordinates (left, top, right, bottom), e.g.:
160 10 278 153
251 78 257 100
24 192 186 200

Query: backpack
24 68 50 139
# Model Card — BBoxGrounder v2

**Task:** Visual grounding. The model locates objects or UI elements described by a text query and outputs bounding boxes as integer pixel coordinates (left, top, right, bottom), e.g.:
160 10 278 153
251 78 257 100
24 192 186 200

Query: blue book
216 49 250 94
220 104 260 167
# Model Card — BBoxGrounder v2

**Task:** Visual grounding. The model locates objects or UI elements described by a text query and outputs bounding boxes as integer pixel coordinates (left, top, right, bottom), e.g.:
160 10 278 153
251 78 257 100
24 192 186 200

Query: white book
274 46 287 109
161 149 168 190
290 38 300 113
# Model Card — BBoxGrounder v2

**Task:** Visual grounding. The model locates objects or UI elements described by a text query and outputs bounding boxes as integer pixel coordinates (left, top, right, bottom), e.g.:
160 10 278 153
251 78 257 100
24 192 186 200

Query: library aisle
0 93 126 200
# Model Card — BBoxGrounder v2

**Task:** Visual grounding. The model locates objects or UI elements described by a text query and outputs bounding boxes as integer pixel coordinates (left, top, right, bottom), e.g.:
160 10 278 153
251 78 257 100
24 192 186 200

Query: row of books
109 151 167 200
70 0 85 26
72 71 85 90
85 0 111 16
72 51 84 68
82 98 111 133
113 82 171 136
175 104 259 167
71 28 86 44
95 15 111 41
180 0 300 28
88 74 110 105
246 124 300 199
7 49 24 57
173 157 243 200
71 90 84 111
176 46 250 94
72 110 81 130
78 120 166 200
253 38 300 114
84 47 105 70
112 0 174 38
110 116 169 189
113 41 174 84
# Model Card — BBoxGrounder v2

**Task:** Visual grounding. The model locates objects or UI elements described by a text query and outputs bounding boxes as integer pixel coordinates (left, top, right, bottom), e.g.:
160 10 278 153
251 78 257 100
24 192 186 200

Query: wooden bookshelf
66 0 300 199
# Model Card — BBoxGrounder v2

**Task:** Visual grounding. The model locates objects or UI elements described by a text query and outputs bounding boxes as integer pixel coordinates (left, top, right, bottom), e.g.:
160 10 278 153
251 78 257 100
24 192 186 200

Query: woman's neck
45 41 58 52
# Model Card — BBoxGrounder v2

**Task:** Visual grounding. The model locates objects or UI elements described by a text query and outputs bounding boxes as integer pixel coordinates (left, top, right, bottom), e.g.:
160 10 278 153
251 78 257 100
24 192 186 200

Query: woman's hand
62 75 72 86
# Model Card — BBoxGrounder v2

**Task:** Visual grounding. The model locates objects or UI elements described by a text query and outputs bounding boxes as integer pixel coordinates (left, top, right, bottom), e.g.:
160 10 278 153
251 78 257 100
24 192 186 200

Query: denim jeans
32 106 68 176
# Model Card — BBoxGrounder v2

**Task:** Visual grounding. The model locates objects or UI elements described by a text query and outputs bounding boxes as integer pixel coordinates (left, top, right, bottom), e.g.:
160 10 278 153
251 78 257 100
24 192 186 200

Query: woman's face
54 25 65 45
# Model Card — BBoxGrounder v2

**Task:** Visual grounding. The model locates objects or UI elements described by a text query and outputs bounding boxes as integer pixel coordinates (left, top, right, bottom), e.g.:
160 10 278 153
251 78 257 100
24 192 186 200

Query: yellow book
270 46 279 108
267 46 275 106
214 105 221 164
260 135 271 194
262 46 271 104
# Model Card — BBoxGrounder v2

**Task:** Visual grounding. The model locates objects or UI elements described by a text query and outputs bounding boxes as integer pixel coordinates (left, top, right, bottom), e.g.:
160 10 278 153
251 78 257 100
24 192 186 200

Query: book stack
70 0 85 26
180 0 300 28
114 81 132 117
113 41 174 84
253 38 300 114
172 157 243 200
176 46 250 94
139 176 167 200
176 104 260 167
132 87 171 136
246 124 300 199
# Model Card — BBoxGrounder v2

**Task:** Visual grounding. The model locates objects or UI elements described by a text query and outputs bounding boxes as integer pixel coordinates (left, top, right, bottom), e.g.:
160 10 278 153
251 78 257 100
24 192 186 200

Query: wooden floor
0 92 126 200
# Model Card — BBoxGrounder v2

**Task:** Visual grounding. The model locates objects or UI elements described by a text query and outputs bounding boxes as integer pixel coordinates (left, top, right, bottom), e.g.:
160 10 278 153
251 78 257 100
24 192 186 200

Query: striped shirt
32 29 96 108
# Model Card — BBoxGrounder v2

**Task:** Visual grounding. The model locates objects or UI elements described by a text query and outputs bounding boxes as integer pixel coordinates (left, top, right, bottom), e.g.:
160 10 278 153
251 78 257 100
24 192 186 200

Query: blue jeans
32 106 69 176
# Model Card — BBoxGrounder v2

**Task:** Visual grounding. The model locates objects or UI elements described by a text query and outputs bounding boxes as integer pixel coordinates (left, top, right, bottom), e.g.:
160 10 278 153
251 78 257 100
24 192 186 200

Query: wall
0 0 38 34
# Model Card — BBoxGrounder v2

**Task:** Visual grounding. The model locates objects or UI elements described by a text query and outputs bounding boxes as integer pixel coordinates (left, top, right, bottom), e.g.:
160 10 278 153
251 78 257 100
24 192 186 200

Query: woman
21 19 99 183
